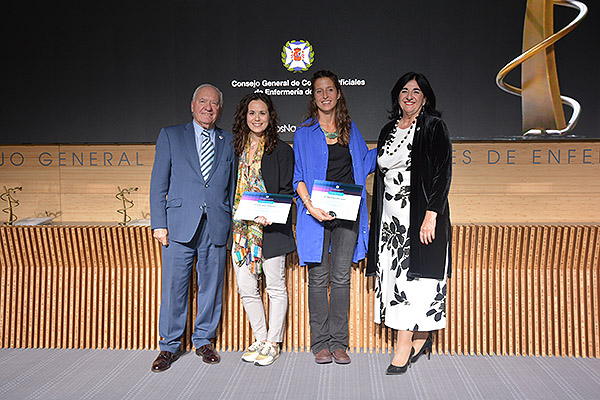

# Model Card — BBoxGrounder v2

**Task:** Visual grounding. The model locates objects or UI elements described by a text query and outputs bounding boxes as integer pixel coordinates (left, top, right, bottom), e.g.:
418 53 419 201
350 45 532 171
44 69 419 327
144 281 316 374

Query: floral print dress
374 122 447 332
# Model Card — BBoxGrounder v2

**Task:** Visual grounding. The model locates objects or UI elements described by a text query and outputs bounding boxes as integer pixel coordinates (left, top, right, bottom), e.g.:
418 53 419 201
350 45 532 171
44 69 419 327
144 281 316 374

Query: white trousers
233 254 288 343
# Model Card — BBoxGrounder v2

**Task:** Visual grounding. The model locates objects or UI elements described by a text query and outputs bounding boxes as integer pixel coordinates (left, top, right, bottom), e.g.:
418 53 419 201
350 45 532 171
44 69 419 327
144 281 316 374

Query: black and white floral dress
374 122 447 331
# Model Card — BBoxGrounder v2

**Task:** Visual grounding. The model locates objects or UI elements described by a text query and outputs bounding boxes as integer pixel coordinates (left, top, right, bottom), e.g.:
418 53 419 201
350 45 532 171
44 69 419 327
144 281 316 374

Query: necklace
384 120 416 156
320 126 338 139
249 136 261 150
398 118 417 145
398 115 419 130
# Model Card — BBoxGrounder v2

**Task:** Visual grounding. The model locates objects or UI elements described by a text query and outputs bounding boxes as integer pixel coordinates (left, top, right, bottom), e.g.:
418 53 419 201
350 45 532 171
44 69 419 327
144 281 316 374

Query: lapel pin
219 135 223 140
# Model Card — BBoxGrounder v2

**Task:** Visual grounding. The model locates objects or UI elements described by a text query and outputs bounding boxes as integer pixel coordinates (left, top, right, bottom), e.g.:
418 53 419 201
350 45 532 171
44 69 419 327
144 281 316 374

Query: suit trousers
308 220 358 354
233 254 288 343
159 216 226 352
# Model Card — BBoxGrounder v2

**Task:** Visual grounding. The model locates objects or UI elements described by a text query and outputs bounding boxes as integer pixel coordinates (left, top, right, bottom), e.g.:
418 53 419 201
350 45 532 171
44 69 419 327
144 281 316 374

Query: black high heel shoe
411 336 433 364
386 347 415 375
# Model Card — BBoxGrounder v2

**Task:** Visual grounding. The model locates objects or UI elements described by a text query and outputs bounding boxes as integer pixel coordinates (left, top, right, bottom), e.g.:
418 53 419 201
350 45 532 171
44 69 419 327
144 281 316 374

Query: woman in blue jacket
293 70 376 364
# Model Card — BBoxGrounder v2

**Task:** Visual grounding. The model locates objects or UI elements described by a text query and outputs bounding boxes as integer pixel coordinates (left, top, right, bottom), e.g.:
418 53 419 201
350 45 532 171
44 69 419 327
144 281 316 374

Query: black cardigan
234 139 296 259
366 113 452 279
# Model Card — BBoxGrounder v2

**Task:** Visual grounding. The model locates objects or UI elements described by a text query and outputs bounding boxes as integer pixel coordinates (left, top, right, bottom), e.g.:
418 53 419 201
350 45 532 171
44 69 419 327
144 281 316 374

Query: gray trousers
233 254 288 343
308 220 358 354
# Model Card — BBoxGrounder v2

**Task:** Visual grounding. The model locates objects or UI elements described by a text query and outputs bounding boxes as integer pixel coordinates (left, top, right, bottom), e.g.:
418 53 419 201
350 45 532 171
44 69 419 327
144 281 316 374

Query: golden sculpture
496 0 587 135
115 186 139 225
1 186 23 225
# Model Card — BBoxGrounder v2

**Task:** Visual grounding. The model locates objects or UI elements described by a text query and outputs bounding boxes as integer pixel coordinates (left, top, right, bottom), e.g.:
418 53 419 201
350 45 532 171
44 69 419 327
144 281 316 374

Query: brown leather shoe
151 350 182 372
332 349 351 364
196 344 221 364
314 348 333 364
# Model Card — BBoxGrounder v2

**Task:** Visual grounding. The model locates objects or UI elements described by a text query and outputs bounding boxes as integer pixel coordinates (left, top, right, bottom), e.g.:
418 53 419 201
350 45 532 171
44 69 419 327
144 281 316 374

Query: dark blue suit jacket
150 121 235 246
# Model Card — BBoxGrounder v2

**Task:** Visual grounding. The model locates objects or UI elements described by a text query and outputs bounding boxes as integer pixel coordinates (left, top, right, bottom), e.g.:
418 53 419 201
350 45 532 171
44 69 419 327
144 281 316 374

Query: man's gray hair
192 83 224 106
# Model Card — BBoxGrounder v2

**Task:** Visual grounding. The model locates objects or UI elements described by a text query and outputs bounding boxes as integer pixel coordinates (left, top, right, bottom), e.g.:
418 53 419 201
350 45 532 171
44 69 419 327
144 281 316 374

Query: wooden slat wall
1 225 598 357
0 226 161 350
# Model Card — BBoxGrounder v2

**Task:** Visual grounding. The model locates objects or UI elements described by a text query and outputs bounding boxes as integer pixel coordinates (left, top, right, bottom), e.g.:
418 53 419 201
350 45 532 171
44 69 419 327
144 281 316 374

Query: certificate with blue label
233 192 293 224
310 180 363 221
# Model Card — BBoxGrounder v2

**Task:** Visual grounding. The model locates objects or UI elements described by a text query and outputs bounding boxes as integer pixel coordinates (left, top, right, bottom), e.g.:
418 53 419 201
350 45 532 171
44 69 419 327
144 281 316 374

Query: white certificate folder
233 192 293 224
310 180 363 221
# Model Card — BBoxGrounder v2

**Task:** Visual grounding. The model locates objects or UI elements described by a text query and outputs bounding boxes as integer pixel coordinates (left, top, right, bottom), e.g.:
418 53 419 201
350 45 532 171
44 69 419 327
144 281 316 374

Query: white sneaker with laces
254 342 280 366
241 340 264 363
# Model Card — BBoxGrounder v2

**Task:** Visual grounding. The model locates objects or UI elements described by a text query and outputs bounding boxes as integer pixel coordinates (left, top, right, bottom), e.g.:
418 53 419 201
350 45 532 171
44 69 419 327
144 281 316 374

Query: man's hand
153 228 169 247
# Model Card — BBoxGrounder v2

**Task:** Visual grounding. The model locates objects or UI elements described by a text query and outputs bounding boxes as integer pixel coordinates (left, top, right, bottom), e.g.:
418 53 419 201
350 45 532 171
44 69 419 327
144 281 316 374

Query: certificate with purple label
310 180 363 221
233 192 293 224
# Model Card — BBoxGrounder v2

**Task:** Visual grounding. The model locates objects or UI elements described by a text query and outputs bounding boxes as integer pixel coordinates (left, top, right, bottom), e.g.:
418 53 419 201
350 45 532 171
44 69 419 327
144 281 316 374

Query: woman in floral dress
367 72 452 375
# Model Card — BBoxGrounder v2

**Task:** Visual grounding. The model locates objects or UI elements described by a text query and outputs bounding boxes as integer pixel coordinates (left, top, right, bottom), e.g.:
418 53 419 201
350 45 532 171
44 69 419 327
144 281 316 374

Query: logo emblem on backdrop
281 40 314 73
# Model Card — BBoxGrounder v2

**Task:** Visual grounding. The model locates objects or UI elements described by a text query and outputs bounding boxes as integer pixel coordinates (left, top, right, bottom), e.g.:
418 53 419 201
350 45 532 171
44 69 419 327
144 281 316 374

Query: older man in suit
150 83 235 372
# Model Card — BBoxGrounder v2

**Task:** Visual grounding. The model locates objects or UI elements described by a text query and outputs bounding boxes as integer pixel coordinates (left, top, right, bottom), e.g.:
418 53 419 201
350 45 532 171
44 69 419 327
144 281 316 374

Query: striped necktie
200 129 214 181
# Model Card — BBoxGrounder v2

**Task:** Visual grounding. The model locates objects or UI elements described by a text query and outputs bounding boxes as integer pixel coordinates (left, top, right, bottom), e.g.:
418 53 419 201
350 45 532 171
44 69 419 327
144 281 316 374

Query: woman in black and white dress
367 72 452 375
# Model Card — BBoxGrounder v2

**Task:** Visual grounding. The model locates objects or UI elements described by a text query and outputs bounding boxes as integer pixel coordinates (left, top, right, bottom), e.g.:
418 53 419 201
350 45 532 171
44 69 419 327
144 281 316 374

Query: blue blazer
150 121 235 246
293 119 377 265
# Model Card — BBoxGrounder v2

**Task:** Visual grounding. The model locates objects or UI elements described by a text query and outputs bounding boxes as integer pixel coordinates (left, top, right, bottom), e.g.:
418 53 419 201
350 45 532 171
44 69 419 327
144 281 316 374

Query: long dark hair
389 72 441 120
301 70 352 147
232 93 280 156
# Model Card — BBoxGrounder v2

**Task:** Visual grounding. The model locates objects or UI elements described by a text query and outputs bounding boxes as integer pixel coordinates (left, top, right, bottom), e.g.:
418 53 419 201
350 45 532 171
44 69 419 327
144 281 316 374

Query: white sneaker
254 342 280 366
241 340 264 363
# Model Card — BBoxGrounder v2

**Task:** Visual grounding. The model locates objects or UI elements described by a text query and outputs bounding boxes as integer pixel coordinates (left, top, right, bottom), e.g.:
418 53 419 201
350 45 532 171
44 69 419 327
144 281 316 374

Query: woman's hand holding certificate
233 192 293 224
310 180 363 221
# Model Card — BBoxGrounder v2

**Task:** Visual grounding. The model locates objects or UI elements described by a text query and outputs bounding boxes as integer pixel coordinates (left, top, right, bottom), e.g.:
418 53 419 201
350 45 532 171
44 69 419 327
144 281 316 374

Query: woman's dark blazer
261 139 296 259
235 138 296 259
366 113 452 279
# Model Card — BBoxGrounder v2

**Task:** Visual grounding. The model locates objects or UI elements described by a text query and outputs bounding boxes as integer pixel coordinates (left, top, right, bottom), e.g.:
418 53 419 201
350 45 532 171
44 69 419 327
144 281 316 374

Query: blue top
293 119 377 265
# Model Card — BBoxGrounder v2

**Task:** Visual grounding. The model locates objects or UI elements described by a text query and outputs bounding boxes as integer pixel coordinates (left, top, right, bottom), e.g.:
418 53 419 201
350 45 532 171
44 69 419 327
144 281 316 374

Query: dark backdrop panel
2 1 598 144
